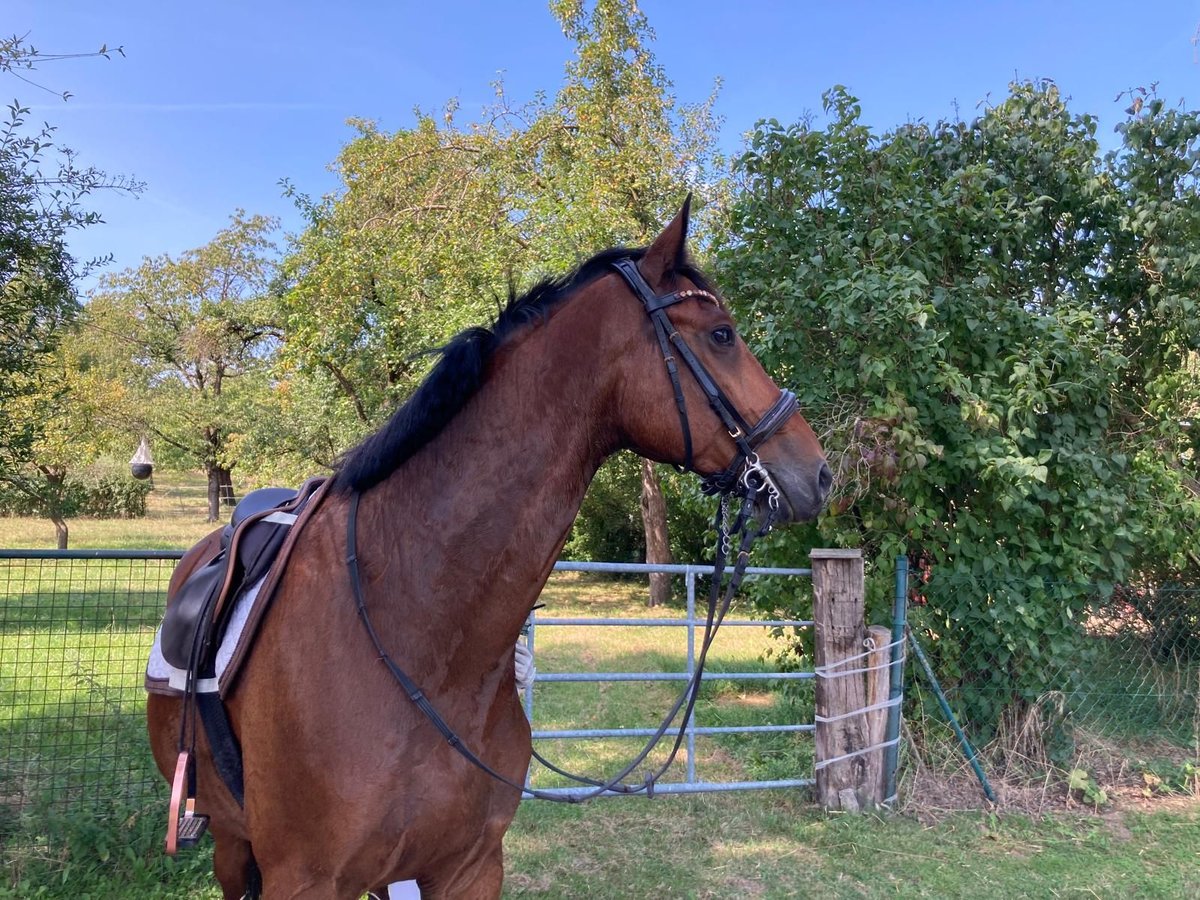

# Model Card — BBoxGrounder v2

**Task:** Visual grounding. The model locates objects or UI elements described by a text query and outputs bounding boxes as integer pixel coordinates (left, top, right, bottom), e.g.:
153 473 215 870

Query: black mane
335 245 717 494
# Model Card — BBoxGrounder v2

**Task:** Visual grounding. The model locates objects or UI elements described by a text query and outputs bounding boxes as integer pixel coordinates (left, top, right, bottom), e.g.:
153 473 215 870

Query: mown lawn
2 471 1198 897
0 471 224 551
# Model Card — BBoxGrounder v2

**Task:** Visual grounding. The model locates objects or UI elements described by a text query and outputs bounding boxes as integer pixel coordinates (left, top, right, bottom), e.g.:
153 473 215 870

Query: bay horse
146 201 831 899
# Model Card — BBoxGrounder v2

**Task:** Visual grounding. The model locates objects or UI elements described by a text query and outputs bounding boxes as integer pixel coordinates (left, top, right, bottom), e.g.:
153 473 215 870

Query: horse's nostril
817 462 833 500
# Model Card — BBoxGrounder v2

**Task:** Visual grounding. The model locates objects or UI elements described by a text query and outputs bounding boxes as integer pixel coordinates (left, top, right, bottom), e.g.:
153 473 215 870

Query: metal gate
524 560 814 797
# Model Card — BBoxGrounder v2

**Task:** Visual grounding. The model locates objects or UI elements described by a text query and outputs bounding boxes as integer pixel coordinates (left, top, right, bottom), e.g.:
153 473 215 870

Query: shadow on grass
1 691 163 819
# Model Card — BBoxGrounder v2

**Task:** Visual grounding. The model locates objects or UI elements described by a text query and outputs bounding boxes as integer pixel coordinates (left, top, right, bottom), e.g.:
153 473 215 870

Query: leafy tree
2 331 131 546
276 112 529 452
529 0 724 604
87 212 279 521
718 82 1200 731
275 0 724 602
0 34 140 478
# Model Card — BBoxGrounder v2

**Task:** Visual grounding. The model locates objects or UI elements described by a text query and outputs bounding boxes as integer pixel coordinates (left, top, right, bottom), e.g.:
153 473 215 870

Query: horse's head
607 200 831 524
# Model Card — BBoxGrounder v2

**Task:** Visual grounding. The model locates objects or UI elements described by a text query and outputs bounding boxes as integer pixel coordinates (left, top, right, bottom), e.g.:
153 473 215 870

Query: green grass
527 574 812 790
504 798 1200 898
6 795 1199 898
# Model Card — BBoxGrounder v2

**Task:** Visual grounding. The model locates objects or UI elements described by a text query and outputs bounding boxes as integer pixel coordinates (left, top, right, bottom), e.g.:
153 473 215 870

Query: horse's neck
360 307 616 678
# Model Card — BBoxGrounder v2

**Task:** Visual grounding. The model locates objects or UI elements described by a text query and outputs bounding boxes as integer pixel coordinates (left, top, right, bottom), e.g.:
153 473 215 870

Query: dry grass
895 687 1200 826
0 471 228 550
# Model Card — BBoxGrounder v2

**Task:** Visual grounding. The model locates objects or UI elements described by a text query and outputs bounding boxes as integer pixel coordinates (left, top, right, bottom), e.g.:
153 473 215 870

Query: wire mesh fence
5 547 1196 824
0 550 181 818
907 573 1200 759
1 551 817 822
1063 584 1200 745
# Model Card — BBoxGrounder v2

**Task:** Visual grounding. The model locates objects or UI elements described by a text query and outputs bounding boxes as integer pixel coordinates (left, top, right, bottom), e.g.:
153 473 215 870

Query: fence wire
0 552 815 819
0 551 180 816
907 574 1200 755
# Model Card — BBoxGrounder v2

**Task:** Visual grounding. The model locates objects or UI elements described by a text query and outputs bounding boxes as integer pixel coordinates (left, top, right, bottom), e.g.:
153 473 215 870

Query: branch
320 359 369 423
148 425 195 456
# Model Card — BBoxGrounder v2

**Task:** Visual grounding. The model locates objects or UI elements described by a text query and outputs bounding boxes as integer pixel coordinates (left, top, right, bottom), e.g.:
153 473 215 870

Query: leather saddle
160 478 326 674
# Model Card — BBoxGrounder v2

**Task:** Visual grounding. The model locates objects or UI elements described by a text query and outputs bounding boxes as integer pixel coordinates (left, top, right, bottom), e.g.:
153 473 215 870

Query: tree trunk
206 467 220 522
218 468 236 508
52 515 68 550
206 465 237 521
38 465 70 549
639 459 672 607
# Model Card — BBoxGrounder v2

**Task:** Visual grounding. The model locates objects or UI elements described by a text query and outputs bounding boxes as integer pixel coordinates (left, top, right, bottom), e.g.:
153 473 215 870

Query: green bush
563 454 726 586
565 452 644 563
76 472 150 518
0 471 149 519
717 81 1200 737
0 480 83 517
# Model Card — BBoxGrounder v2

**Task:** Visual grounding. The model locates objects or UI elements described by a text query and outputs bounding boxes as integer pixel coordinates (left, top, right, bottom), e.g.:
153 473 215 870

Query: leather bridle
610 257 798 501
344 257 802 802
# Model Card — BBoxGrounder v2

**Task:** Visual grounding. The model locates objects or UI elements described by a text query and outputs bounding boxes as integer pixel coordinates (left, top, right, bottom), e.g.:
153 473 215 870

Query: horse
146 200 831 899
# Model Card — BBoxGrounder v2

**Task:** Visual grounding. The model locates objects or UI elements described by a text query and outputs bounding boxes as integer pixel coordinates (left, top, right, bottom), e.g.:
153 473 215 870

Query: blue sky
10 1 1200 284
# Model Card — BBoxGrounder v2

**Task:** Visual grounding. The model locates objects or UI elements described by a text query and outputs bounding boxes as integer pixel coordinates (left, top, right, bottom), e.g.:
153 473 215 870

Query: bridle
610 257 798 500
345 256 800 802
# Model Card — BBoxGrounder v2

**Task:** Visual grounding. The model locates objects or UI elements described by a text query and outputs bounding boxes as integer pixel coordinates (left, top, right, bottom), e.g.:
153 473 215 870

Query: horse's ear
639 194 692 287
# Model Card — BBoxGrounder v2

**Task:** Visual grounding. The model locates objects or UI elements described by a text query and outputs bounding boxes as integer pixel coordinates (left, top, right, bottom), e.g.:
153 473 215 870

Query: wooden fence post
864 624 893 806
811 548 871 811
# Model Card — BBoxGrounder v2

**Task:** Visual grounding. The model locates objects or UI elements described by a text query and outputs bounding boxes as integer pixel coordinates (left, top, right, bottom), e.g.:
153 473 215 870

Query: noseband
610 258 798 504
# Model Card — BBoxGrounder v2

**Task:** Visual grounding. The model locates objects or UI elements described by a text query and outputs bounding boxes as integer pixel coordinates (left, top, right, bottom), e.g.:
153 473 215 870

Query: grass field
0 473 224 550
2 472 1199 898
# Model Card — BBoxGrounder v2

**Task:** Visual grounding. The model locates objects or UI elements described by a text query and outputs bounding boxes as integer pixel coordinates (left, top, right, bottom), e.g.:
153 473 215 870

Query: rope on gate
814 695 902 724
813 737 901 771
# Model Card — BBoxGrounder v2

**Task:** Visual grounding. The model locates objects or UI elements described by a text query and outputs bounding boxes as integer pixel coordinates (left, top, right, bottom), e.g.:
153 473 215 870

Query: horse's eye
711 326 734 346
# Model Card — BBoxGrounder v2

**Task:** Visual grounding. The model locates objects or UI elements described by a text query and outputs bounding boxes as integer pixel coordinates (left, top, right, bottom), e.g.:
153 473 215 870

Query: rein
347 488 774 802
345 259 798 802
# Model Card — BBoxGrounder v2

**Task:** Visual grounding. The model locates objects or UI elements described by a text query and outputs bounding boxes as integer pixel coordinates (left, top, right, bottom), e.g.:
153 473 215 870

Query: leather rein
345 259 797 802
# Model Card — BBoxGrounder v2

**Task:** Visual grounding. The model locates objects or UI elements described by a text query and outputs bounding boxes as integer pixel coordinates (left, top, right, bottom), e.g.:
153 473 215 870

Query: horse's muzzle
763 459 832 524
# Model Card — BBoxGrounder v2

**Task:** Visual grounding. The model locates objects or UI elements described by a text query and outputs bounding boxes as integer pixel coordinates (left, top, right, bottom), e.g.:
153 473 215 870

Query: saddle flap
158 483 317 673
160 554 227 670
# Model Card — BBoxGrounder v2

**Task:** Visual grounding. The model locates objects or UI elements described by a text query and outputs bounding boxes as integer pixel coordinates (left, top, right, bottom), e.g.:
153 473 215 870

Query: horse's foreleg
212 824 259 899
417 838 505 900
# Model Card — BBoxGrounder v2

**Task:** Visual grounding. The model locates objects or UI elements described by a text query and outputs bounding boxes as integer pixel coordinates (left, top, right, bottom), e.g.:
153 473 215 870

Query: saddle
158 481 324 676
153 476 329 855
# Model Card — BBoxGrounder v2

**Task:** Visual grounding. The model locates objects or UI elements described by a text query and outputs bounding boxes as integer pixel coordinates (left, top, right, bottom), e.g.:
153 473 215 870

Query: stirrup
166 751 209 855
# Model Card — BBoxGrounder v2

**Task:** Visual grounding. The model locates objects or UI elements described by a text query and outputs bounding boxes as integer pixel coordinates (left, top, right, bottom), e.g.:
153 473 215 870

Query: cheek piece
610 258 798 502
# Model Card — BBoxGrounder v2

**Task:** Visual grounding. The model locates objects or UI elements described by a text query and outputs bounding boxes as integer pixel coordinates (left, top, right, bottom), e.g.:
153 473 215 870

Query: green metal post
908 630 997 803
882 553 907 805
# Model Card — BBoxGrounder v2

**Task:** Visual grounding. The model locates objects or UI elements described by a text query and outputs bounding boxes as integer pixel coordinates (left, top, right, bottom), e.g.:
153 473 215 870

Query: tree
275 0 724 603
276 112 530 458
88 212 279 521
717 82 1200 729
0 34 140 478
530 0 724 605
3 331 130 546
